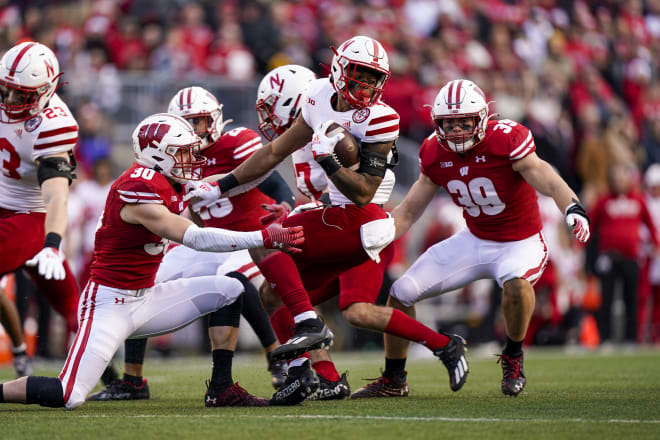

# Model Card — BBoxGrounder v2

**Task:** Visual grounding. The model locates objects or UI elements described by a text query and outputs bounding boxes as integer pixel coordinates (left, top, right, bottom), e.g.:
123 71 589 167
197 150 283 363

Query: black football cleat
205 382 269 407
350 372 409 399
270 317 334 361
307 371 350 401
434 333 469 392
13 351 33 378
497 353 526 396
268 358 289 389
270 359 320 405
87 379 150 401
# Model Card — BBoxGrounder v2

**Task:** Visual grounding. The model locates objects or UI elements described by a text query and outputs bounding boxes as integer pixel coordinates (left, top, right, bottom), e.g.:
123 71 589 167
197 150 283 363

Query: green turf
1 349 659 440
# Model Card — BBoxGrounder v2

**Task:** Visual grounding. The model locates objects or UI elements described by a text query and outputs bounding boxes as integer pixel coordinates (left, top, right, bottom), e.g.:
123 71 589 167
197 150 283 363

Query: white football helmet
167 86 228 148
431 79 490 153
0 41 61 123
256 64 316 141
132 113 206 181
330 35 390 109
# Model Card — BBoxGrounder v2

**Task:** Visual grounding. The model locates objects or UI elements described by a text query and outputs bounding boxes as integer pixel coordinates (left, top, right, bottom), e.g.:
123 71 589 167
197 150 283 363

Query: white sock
12 343 27 354
293 311 317 324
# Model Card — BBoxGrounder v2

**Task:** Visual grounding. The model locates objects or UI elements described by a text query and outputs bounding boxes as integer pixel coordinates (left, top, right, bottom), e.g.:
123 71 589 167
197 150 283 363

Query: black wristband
566 202 590 225
318 156 341 177
218 173 239 194
44 232 62 250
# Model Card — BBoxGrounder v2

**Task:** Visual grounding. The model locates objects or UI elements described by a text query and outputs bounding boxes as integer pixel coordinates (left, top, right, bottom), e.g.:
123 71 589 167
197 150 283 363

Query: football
327 123 360 170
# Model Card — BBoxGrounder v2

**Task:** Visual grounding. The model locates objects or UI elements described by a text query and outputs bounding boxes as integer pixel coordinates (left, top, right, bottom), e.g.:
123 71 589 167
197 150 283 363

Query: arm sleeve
182 224 263 252
257 171 295 207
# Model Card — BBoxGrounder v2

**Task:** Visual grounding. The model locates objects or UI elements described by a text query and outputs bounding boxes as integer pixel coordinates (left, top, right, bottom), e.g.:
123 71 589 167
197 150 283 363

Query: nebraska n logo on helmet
431 79 493 154
330 35 390 109
256 64 316 141
0 41 63 123
132 113 207 182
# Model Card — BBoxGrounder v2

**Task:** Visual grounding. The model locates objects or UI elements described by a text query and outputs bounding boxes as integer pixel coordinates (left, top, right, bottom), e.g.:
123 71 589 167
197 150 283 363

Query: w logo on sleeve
137 123 170 151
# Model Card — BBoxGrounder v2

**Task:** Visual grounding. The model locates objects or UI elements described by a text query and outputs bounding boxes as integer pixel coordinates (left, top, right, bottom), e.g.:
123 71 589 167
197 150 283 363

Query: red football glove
259 203 291 226
261 223 304 253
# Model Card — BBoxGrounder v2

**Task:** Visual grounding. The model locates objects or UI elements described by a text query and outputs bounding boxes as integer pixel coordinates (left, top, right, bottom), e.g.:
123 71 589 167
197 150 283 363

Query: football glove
261 223 304 253
259 203 291 226
25 247 65 280
311 121 344 160
565 202 590 243
183 180 221 212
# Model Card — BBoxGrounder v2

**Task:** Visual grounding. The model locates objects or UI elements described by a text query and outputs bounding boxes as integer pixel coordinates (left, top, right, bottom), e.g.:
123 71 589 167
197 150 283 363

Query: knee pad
390 276 420 307
209 272 245 328
26 376 64 408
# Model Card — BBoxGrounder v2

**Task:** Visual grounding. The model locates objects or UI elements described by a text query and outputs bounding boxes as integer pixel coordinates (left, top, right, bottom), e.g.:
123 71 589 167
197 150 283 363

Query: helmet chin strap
448 137 475 153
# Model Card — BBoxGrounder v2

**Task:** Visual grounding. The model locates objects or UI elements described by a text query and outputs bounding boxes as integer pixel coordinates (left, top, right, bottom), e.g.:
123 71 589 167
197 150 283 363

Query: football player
186 36 468 400
357 79 590 397
0 113 304 409
88 86 295 402
0 41 80 344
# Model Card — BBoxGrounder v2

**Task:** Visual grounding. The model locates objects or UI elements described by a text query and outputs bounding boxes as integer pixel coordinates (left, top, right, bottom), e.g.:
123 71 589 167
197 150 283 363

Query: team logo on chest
24 115 42 132
352 108 370 123
460 166 469 176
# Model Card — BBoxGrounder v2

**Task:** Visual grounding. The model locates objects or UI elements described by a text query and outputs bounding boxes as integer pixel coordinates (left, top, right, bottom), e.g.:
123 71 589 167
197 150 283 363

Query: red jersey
419 119 542 241
89 164 184 289
590 190 659 259
197 127 274 231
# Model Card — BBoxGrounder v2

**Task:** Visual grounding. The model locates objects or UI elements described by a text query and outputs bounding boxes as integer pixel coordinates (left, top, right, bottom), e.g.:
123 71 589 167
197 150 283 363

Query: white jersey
301 78 399 206
0 94 78 212
291 143 327 201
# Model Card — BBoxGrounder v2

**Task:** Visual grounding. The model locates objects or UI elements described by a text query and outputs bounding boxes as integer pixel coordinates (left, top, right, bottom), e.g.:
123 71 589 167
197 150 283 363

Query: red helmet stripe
455 80 463 110
178 90 184 109
447 81 455 110
372 39 379 59
186 87 192 108
8 42 36 78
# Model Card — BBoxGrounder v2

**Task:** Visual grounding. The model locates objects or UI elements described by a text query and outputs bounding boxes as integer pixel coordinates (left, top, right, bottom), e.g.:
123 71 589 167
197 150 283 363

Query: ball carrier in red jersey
0 113 304 409
185 36 468 396
354 79 590 398
89 86 295 402
0 41 80 340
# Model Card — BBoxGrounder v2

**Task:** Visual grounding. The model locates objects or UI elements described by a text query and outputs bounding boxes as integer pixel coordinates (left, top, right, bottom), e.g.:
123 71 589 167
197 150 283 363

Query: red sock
270 305 295 344
385 309 450 351
312 360 340 381
257 252 313 316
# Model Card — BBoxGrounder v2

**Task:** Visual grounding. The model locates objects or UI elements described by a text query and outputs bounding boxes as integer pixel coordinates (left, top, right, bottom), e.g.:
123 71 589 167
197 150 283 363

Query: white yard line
76 414 660 424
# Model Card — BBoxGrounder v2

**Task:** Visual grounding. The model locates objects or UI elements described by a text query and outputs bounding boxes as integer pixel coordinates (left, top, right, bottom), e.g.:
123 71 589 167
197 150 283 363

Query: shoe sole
270 338 333 361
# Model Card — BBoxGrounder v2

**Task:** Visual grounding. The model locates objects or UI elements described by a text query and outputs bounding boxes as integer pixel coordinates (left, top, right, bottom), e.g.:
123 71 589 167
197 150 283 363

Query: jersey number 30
447 177 505 217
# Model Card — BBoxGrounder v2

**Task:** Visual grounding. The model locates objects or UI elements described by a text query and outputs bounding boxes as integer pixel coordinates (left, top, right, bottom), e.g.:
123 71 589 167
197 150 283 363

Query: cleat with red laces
205 381 270 407
497 353 526 396
350 371 409 399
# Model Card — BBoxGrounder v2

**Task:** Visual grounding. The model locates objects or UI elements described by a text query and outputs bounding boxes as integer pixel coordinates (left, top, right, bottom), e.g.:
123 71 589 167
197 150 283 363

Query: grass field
1 347 659 440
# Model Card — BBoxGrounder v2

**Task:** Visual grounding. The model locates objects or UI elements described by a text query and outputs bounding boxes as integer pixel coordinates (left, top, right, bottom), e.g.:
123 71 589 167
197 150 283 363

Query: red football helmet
0 42 62 123
256 64 316 141
132 113 206 181
330 36 390 109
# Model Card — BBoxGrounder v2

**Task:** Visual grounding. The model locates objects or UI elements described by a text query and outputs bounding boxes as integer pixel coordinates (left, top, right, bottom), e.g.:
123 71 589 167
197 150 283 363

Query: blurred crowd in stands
2 0 660 358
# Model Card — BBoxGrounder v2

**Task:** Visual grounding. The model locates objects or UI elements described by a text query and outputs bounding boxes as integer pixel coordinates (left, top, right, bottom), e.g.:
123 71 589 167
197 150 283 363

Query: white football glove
565 202 591 243
183 180 221 212
311 121 344 160
25 247 66 280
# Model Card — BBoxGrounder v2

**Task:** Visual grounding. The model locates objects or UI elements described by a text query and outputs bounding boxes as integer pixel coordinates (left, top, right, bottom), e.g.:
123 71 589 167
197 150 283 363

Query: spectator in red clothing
590 164 659 344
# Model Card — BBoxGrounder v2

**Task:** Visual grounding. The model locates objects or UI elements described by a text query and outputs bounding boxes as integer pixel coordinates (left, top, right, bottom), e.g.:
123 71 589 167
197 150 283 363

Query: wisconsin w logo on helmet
137 123 171 151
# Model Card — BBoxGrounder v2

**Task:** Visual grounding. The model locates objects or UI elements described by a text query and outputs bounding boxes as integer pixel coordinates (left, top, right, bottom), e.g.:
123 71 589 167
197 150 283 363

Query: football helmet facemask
330 36 390 109
431 80 492 153
167 86 228 148
132 113 206 181
0 42 62 123
256 64 316 141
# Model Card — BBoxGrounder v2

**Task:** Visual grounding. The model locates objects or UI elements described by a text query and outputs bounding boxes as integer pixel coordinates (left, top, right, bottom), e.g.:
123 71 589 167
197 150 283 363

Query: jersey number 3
447 177 505 217
0 138 21 179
